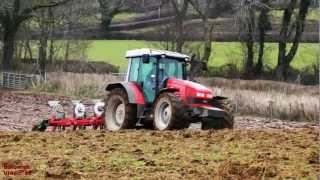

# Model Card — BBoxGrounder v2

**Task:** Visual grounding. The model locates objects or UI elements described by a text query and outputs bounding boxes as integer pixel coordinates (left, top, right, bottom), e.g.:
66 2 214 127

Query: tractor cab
105 49 234 131
125 49 189 103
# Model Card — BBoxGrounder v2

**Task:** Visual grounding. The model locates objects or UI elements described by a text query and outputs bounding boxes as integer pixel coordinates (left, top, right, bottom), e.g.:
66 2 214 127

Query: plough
32 100 105 131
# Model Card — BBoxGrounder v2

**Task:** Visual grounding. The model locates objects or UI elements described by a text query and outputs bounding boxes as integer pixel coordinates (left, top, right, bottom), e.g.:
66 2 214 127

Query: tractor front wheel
153 93 189 130
105 88 138 131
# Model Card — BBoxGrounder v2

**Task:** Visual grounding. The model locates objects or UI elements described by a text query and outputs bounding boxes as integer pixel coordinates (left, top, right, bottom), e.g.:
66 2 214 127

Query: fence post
315 105 318 122
289 103 292 116
269 100 275 121
235 100 238 114
300 103 304 121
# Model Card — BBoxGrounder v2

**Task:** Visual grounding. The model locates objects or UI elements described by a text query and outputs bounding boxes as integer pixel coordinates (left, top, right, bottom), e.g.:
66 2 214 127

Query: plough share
32 100 105 131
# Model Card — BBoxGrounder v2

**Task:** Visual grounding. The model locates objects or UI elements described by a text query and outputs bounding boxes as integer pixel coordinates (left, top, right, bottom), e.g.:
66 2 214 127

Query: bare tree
254 0 271 76
37 8 52 77
22 23 33 61
169 0 189 53
276 0 311 80
237 0 258 78
237 0 271 78
0 0 68 70
189 0 234 69
98 0 126 29
188 0 213 65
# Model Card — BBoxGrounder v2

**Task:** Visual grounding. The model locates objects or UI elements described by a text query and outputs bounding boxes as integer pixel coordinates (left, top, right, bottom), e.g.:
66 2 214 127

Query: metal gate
0 72 39 90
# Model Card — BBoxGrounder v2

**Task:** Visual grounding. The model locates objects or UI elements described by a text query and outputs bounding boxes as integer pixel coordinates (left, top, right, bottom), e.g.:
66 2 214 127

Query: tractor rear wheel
105 88 138 131
153 92 189 130
202 99 234 130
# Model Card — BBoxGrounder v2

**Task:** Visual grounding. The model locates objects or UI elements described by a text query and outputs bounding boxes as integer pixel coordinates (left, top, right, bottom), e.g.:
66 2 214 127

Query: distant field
112 12 142 23
87 40 150 70
87 40 319 71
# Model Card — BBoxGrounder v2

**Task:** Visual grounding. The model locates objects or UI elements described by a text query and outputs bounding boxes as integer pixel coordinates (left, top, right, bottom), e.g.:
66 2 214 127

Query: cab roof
125 48 190 60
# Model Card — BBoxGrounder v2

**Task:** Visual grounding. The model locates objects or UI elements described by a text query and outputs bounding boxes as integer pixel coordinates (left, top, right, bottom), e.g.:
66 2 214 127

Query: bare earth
0 90 318 131
0 90 319 179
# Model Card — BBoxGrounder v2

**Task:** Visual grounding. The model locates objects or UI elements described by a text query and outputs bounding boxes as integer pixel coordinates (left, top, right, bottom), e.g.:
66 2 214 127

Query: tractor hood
166 78 214 99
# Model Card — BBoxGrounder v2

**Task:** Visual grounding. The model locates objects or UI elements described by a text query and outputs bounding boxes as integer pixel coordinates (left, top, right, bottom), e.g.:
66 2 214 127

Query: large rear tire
202 99 234 130
104 88 138 131
153 93 189 131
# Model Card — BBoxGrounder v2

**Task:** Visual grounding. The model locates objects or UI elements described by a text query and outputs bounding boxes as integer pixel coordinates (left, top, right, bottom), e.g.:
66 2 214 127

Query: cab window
128 57 140 82
159 58 184 80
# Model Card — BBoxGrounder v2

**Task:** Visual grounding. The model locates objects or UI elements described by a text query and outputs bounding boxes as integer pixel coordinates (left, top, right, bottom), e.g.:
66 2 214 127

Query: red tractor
104 49 234 131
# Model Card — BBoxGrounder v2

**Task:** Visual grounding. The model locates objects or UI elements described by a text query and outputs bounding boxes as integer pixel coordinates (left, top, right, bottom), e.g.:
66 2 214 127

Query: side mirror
142 54 150 64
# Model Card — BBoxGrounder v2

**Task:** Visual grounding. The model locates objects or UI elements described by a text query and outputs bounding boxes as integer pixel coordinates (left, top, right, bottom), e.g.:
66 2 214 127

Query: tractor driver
145 63 169 88
144 60 169 102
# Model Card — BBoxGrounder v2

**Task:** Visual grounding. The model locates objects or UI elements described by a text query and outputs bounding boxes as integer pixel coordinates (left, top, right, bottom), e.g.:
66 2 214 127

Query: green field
112 12 142 23
87 40 150 70
87 40 319 71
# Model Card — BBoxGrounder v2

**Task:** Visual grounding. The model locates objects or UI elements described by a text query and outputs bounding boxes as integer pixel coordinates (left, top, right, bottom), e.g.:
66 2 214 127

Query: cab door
138 57 157 103
127 57 157 103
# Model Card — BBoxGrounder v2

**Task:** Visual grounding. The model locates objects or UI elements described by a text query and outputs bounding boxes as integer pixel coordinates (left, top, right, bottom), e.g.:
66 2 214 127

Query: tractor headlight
196 92 213 99
196 92 205 98
186 87 213 100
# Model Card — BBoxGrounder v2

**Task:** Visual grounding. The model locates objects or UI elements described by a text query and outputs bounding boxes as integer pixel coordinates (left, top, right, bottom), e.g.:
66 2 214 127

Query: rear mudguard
106 82 145 105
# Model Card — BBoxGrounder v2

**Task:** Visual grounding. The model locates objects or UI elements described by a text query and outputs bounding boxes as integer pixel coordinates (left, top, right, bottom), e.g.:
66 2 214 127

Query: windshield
159 58 185 80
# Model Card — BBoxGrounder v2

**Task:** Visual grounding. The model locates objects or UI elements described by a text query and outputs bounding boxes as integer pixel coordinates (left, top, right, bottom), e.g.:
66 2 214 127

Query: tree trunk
38 9 49 78
276 41 287 80
202 20 213 63
285 0 310 63
255 3 270 77
23 42 28 59
276 59 290 80
255 28 265 76
276 0 295 80
39 36 48 78
26 40 33 60
245 39 254 77
170 0 188 53
17 41 23 60
201 19 213 73
175 20 184 53
243 8 255 79
276 0 310 80
48 7 54 64
2 31 16 71
65 40 70 61
244 29 254 78
49 40 54 64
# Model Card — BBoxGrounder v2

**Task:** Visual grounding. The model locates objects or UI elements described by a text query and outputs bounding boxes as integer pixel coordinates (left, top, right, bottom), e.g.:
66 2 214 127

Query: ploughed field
0 90 319 179
0 128 318 179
